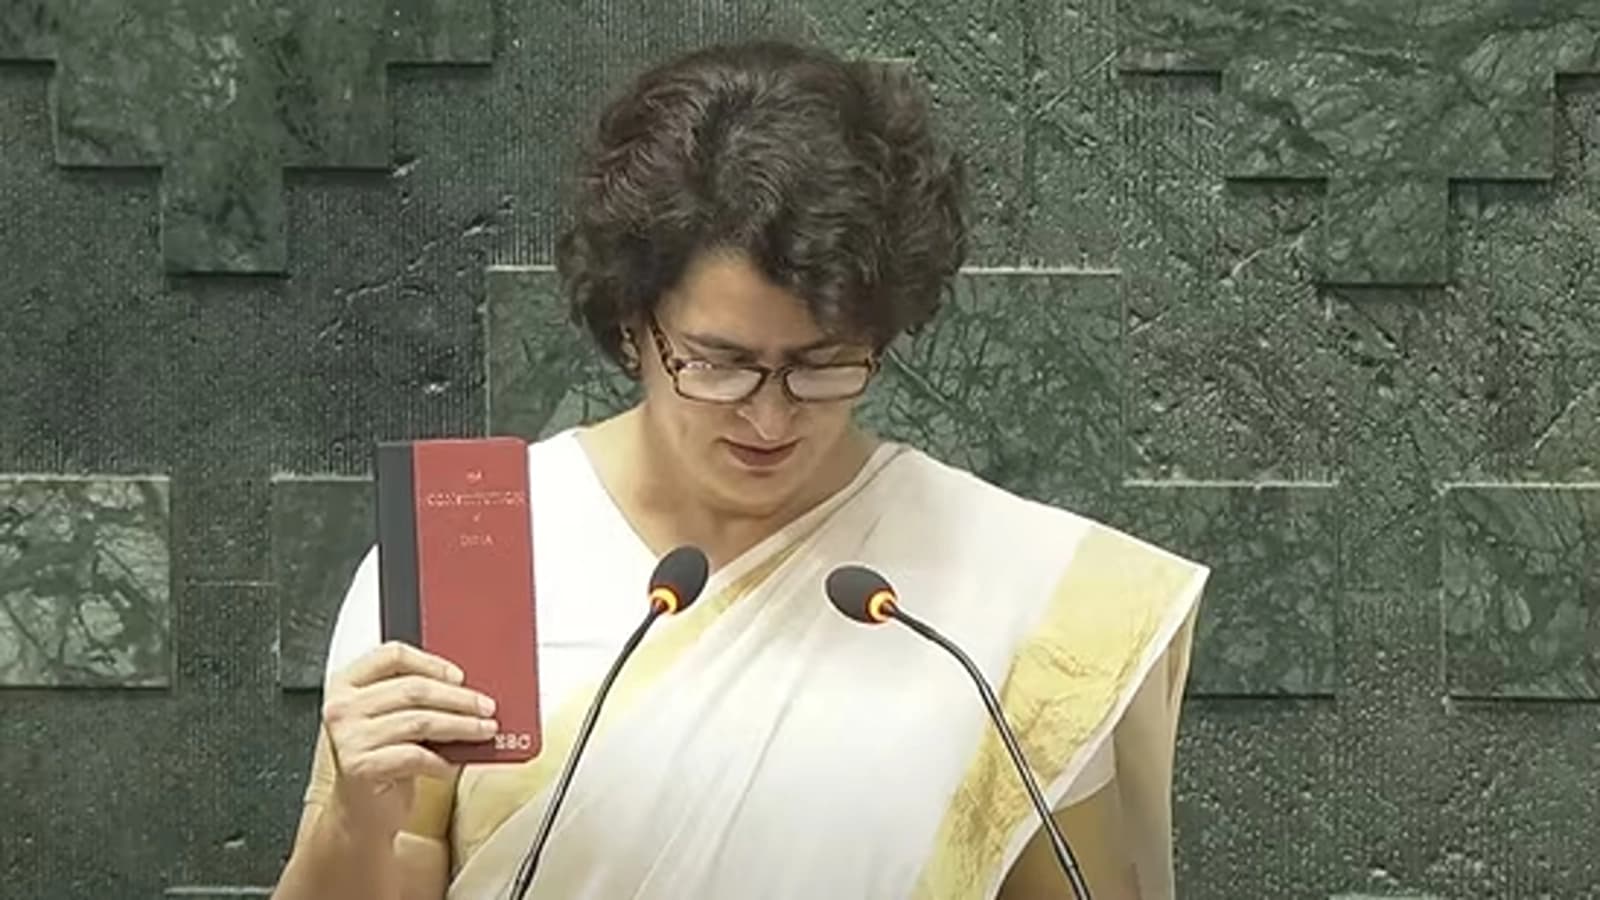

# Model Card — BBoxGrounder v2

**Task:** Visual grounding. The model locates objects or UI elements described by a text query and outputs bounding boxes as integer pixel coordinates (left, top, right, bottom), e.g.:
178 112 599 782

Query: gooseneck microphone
824 565 1093 900
508 545 711 900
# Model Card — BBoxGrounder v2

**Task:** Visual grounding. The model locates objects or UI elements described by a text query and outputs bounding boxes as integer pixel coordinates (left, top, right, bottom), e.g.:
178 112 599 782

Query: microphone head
648 545 710 615
825 564 898 625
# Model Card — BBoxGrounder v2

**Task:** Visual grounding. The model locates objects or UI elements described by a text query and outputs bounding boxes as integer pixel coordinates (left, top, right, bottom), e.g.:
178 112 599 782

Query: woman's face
634 250 877 518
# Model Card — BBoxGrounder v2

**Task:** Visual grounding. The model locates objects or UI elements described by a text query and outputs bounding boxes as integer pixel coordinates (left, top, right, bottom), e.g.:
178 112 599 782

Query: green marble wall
1 1 1595 897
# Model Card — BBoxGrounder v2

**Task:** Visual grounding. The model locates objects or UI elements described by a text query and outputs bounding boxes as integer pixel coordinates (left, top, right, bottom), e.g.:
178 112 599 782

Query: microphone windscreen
825 564 894 624
651 545 710 613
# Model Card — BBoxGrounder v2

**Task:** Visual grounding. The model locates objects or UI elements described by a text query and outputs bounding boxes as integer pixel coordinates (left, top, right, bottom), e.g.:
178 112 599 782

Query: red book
374 436 541 764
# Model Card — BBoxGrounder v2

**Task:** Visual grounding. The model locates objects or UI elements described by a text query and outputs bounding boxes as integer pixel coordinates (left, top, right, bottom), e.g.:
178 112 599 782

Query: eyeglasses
646 318 878 404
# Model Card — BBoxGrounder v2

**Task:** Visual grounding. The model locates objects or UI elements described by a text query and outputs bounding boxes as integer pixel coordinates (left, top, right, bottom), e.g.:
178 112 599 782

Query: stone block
0 475 171 687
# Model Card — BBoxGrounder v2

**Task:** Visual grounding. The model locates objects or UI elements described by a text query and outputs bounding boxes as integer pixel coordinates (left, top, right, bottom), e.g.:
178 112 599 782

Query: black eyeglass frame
644 317 880 404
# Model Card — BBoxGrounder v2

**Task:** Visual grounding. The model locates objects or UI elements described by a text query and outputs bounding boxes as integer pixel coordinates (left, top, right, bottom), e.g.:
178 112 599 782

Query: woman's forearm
271 801 405 900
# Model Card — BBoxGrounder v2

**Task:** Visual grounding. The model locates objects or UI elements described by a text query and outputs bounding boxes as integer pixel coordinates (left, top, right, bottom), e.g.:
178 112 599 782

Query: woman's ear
618 325 642 377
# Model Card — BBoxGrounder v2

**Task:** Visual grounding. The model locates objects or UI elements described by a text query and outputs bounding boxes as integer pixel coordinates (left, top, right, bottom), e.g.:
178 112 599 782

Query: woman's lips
722 439 798 469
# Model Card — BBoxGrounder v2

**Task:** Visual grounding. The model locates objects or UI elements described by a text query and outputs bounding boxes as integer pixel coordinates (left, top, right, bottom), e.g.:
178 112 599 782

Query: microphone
508 544 711 899
825 565 1093 900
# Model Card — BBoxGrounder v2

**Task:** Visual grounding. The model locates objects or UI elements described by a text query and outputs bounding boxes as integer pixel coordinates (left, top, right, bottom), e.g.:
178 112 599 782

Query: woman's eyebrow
680 331 842 357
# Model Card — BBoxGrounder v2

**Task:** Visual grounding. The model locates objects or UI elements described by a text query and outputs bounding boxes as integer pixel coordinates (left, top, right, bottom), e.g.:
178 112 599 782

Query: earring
619 328 642 376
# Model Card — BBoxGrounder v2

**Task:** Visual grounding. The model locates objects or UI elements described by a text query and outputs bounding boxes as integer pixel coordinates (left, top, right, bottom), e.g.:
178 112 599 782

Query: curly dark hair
555 40 968 370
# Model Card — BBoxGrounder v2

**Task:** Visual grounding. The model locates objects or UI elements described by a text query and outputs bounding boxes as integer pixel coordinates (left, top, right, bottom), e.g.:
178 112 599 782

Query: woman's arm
271 680 464 900
271 795 450 900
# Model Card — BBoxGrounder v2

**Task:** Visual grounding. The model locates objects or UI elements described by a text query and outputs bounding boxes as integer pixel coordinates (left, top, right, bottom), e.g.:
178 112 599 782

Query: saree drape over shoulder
311 430 1209 899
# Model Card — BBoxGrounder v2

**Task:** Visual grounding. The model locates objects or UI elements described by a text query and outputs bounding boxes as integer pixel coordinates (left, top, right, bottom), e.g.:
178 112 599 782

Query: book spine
375 442 422 646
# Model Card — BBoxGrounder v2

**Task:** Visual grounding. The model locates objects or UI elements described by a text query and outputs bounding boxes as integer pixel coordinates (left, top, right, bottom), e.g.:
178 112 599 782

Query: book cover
375 436 541 764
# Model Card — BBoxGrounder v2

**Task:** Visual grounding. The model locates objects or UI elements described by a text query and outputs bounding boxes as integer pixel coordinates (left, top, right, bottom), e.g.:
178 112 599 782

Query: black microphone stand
889 606 1093 900
506 604 665 899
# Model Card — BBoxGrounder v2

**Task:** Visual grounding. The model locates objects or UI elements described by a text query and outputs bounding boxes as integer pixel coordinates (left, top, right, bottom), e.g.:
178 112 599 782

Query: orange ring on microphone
649 586 681 615
866 590 896 623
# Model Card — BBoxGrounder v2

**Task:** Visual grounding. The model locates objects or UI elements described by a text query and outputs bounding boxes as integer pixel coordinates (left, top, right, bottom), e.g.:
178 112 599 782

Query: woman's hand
320 641 499 838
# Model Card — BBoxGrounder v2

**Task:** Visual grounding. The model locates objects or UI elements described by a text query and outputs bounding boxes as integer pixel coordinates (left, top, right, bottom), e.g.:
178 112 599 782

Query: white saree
316 428 1208 899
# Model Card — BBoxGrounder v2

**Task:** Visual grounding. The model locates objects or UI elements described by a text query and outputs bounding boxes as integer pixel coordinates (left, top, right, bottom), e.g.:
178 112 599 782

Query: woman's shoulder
878 442 1092 530
523 426 583 472
880 441 1206 577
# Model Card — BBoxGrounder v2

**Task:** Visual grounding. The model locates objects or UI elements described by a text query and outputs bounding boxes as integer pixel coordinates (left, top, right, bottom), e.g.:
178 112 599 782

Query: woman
273 40 1207 900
